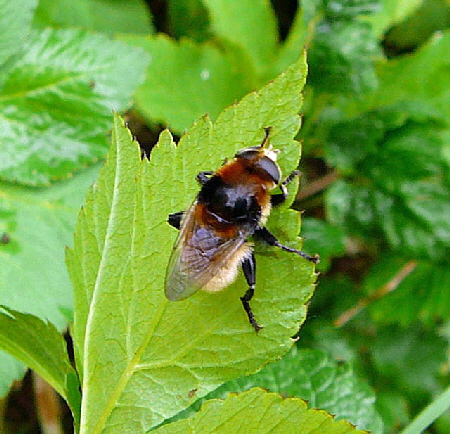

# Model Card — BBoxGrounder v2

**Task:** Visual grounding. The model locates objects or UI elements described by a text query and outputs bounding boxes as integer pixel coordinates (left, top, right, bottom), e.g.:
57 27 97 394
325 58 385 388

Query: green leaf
201 0 278 74
171 347 383 433
0 165 100 327
34 0 154 34
301 218 346 272
371 325 447 398
364 0 426 38
155 388 367 434
363 254 450 326
168 0 210 42
120 34 257 133
308 20 380 95
0 165 99 396
0 351 24 397
0 307 81 426
0 0 37 65
0 27 149 185
346 31 450 119
325 121 450 260
67 56 317 434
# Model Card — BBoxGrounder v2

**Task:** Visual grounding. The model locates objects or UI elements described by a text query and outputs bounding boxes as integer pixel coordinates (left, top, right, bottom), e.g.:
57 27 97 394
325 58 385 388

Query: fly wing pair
165 201 253 301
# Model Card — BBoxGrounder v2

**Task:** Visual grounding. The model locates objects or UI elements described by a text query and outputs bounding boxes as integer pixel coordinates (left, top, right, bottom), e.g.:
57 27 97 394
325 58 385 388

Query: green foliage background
1 0 450 433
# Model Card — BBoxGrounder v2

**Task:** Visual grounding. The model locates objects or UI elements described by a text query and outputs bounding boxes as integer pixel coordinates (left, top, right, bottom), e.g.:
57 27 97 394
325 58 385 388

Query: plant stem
400 385 450 434
334 260 418 327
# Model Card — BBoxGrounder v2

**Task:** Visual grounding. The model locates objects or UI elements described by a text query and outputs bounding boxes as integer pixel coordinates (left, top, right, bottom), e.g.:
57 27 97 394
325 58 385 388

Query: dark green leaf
363 254 450 326
325 121 450 260
168 0 210 41
371 325 447 398
308 20 380 94
301 218 346 272
0 307 81 425
0 28 149 185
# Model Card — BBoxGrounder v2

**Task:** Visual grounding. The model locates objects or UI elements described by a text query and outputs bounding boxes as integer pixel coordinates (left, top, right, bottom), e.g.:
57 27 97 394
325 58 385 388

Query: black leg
168 211 184 230
196 171 214 185
241 253 263 332
255 226 320 264
271 170 301 207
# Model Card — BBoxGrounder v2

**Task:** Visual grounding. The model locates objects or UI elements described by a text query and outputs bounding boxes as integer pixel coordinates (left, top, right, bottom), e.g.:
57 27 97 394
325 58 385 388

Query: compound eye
258 157 280 184
234 146 261 160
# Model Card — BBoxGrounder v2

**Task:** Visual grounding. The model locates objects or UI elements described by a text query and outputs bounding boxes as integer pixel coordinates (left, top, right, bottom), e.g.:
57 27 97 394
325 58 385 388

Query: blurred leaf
347 31 450 119
0 165 99 395
0 307 81 426
375 391 410 434
0 0 37 65
371 325 447 398
301 218 346 272
363 254 450 325
34 0 154 34
67 57 317 433
364 0 424 37
170 347 383 434
384 0 450 51
121 34 257 132
156 388 367 434
201 0 278 74
0 28 149 185
325 120 450 260
321 0 381 19
168 0 210 41
308 20 380 94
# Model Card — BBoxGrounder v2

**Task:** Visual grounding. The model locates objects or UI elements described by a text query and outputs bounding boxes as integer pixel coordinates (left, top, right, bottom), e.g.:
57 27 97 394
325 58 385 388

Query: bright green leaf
120 34 257 133
34 0 154 34
0 165 100 327
0 350 24 397
0 27 149 185
0 307 81 426
171 347 383 433
155 388 367 434
67 56 317 434
0 0 37 65
0 165 99 396
201 0 278 74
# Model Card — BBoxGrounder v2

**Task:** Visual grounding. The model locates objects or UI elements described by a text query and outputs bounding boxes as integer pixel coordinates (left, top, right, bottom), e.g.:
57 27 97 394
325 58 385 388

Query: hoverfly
165 128 319 332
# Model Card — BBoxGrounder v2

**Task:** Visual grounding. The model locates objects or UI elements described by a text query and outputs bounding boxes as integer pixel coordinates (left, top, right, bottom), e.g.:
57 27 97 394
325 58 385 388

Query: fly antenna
260 127 272 148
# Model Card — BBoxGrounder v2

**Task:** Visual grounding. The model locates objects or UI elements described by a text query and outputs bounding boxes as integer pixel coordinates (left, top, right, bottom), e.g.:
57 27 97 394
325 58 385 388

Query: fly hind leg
241 252 263 333
255 227 320 263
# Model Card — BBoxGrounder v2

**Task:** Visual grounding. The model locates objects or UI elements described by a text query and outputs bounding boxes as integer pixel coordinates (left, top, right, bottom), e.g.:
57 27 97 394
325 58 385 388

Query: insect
165 128 319 332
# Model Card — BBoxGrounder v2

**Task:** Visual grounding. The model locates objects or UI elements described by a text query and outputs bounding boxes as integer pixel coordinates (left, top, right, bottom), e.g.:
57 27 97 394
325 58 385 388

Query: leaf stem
399 384 450 434
296 170 339 201
334 260 418 327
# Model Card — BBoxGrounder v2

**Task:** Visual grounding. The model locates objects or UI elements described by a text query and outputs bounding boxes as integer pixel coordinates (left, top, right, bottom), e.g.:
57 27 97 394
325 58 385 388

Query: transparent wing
165 201 250 301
